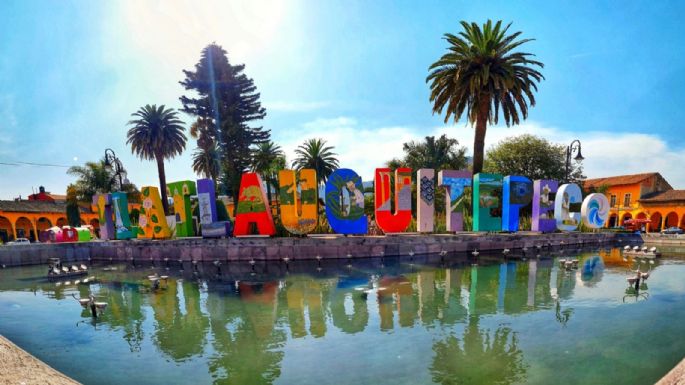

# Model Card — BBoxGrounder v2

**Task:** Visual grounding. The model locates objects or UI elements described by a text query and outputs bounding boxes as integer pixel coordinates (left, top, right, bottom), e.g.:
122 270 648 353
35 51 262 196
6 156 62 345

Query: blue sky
1 0 684 199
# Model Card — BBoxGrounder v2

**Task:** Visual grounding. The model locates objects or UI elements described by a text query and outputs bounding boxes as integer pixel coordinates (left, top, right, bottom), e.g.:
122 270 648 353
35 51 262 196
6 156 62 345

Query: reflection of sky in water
0 250 684 385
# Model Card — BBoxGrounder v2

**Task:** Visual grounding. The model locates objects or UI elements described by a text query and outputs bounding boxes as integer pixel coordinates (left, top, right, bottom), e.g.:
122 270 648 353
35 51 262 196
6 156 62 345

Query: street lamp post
104 148 127 191
565 139 584 183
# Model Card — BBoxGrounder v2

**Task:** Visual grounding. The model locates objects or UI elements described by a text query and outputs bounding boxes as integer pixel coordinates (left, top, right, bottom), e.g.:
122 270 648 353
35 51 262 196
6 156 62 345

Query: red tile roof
638 190 685 203
583 172 659 189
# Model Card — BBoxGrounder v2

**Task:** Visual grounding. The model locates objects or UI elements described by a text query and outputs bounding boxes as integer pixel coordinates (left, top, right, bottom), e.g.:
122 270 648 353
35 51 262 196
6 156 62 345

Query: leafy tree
67 159 139 203
427 20 544 174
180 43 269 202
388 134 468 171
292 138 340 186
66 184 81 227
126 104 187 215
484 134 584 181
251 140 284 203
190 118 221 180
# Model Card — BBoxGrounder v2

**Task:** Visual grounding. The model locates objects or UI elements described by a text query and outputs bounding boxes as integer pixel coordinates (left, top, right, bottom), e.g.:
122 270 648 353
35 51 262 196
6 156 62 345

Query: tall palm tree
427 20 544 174
292 138 339 186
126 104 187 215
190 118 220 180
250 141 284 203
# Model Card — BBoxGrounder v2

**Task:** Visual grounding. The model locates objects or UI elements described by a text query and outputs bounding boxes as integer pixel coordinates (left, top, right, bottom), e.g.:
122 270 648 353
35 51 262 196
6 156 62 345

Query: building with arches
584 172 685 232
0 200 98 243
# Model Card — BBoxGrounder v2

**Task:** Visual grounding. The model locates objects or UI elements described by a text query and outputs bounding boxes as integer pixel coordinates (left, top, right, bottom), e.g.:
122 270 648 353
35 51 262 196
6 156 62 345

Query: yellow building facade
0 200 99 243
584 172 685 232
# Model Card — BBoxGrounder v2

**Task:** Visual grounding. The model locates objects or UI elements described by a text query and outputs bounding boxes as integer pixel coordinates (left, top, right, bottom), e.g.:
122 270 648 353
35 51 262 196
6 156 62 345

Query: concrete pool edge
0 232 638 268
0 334 81 385
656 356 685 385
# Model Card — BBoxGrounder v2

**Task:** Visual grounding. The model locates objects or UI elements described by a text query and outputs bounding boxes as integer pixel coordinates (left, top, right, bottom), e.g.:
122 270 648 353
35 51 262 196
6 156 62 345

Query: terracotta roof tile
638 190 685 203
0 200 92 214
584 172 658 188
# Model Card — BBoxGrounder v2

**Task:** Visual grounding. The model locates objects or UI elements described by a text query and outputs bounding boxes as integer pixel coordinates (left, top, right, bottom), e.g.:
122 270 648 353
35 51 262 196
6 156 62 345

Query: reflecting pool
1 248 684 385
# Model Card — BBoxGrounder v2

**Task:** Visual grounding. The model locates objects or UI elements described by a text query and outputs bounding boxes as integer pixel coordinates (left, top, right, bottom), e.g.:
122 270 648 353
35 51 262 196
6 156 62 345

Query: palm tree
126 104 187 215
250 141 284 204
400 134 468 171
427 20 544 174
67 159 139 202
292 138 339 186
190 118 220 180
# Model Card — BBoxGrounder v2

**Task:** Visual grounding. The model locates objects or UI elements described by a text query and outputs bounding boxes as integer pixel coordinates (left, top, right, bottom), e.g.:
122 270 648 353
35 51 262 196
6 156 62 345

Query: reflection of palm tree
430 317 528 385
100 284 146 352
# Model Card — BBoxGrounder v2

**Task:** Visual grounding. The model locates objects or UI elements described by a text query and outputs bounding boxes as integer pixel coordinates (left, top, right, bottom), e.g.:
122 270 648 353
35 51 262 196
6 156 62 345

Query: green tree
251 141 284 204
427 20 544 174
180 43 269 202
126 104 187 215
388 134 468 171
484 134 584 181
190 118 221 180
292 138 339 186
67 159 139 203
66 184 81 227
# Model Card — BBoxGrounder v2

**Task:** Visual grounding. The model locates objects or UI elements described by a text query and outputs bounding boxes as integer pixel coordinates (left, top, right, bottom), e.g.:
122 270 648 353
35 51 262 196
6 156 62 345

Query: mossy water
0 249 684 385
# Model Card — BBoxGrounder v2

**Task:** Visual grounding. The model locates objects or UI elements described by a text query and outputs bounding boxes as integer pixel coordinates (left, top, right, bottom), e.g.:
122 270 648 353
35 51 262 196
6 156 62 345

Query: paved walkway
0 335 79 385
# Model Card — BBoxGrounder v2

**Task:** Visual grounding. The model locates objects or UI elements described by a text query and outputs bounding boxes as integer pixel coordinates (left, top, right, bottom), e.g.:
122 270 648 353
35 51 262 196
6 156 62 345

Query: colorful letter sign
234 172 276 236
438 170 472 232
139 186 172 239
93 193 114 240
374 168 412 233
416 169 435 232
325 168 368 235
502 176 533 232
473 173 503 232
532 180 558 233
581 193 610 229
555 183 582 231
111 192 134 240
279 169 318 235
167 180 197 237
197 178 231 238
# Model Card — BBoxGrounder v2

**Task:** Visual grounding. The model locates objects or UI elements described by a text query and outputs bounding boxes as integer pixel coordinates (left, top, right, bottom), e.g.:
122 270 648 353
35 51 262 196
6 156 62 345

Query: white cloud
281 117 685 188
265 100 329 112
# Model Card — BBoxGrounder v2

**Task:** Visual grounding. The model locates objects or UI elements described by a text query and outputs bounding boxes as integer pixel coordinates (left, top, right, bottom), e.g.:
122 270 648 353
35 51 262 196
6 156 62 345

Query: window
610 194 616 207
623 193 632 207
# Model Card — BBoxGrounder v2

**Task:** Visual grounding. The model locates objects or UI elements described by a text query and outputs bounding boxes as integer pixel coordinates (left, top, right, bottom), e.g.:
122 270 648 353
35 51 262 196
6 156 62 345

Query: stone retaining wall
0 232 626 268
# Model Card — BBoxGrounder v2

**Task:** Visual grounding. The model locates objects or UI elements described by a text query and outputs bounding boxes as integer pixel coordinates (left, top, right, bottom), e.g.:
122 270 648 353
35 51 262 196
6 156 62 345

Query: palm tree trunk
156 155 170 215
472 99 490 174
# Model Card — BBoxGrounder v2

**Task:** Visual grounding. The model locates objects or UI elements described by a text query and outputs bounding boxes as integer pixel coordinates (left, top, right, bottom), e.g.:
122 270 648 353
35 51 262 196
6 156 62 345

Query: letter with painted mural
279 169 318 235
532 180 558 233
438 170 472 232
374 168 412 233
416 169 435 232
502 176 533 232
196 178 231 238
111 191 134 240
138 186 172 239
167 180 197 237
473 173 503 231
554 183 582 231
233 172 276 236
92 193 114 240
581 193 610 229
325 168 368 235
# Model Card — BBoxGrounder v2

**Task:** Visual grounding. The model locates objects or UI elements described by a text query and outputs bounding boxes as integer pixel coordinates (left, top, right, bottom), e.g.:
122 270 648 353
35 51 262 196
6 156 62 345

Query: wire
0 161 71 168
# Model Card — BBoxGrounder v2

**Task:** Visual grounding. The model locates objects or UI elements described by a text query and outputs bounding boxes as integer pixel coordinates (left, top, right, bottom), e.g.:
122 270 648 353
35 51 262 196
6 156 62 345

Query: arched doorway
36 217 52 232
681 215 685 230
15 217 35 241
608 214 618 228
621 213 632 226
664 212 679 229
649 212 663 232
636 212 647 220
56 217 68 227
0 216 13 243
